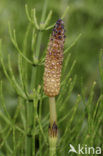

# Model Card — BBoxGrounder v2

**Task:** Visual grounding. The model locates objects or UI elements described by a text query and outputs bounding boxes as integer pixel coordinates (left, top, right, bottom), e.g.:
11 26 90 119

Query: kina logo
68 144 101 155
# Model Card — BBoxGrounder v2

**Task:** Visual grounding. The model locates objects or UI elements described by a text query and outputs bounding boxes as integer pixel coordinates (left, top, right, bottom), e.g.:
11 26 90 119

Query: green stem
39 97 42 156
49 97 57 156
35 0 48 57
49 137 57 156
26 101 33 156
49 97 57 126
13 127 16 155
32 96 38 156
33 0 48 87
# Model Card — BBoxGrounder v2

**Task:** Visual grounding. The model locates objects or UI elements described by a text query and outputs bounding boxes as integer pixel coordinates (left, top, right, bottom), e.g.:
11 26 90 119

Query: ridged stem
49 97 57 125
49 137 57 156
26 101 33 156
34 0 48 88
49 97 57 156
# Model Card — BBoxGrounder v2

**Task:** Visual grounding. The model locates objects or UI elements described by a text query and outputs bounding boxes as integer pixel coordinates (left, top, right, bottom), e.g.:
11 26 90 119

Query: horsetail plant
0 1 72 155
43 19 65 155
1 1 102 156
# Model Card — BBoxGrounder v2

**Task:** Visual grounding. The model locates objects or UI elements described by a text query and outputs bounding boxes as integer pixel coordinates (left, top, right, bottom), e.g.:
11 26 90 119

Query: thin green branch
25 4 33 23
31 8 39 29
38 97 42 156
5 141 13 154
45 23 55 30
93 95 103 120
44 10 52 28
0 81 11 120
13 97 22 123
36 115 48 145
40 0 48 23
8 55 27 99
18 55 24 89
63 53 71 72
61 6 69 19
46 6 70 30
15 126 25 135
64 33 82 54
23 23 32 55
59 95 81 144
0 111 11 125
31 28 37 53
13 127 16 155
8 23 33 65
18 54 30 98
0 54 26 99
0 128 12 148
61 60 76 86
58 76 77 111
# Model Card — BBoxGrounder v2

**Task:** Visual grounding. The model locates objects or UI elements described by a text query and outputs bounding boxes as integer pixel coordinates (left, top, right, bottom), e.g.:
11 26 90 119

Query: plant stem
49 97 57 125
39 97 42 156
35 0 48 58
33 0 48 87
32 95 38 156
49 137 57 156
49 97 57 156
26 101 33 156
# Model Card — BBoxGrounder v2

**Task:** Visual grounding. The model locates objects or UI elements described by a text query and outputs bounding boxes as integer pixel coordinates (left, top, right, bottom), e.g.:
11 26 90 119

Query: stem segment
49 137 57 156
26 101 33 156
49 97 57 156
49 97 57 126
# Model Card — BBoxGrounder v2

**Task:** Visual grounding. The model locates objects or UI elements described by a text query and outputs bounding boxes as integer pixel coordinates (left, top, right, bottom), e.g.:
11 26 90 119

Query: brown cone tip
43 19 65 97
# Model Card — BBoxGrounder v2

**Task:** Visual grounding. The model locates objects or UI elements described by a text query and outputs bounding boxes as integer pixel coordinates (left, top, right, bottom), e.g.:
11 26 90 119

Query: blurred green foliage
0 0 103 155
1 0 103 95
